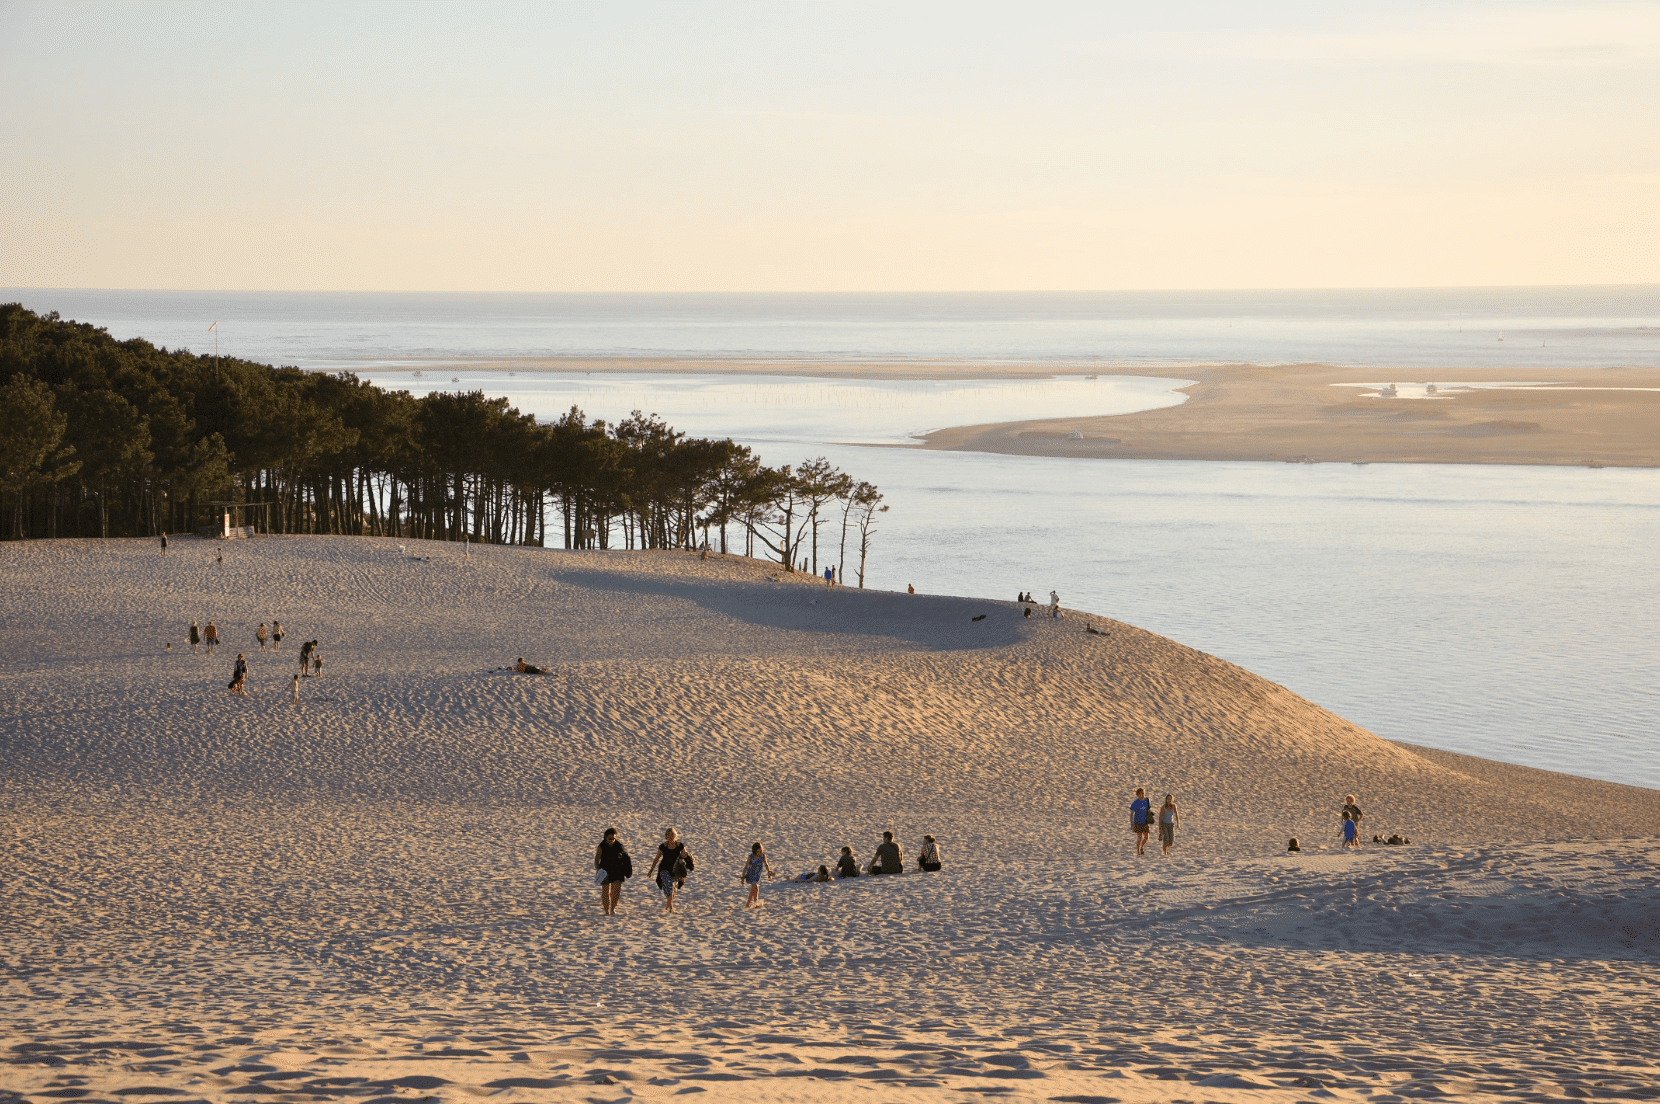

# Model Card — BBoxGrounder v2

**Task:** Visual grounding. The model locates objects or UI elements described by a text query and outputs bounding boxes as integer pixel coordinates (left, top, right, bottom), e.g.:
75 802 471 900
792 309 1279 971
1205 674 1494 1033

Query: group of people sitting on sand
592 828 944 914
1282 793 1408 852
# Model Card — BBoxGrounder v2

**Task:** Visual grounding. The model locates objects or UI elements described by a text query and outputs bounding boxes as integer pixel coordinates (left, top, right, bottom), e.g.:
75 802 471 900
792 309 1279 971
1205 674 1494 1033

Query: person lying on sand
514 658 547 674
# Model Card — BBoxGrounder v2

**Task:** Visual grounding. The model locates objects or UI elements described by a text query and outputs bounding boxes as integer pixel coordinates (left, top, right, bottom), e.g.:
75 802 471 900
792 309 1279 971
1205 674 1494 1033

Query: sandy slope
2 536 1658 1103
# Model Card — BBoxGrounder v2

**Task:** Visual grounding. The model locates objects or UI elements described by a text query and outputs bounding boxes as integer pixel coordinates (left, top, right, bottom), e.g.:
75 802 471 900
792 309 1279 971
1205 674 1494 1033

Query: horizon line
6 282 1659 297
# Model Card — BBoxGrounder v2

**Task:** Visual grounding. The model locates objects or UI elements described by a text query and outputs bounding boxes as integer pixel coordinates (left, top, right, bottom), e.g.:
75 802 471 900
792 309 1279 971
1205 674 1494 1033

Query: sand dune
3 536 1658 1103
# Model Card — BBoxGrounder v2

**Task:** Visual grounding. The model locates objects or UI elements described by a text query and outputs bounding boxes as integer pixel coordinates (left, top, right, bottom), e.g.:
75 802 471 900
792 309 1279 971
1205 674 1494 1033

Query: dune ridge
3 536 1657 1103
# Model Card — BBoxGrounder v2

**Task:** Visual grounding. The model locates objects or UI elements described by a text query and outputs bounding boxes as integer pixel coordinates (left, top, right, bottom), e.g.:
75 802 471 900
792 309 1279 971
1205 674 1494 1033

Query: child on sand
311 650 323 677
835 847 860 878
228 653 248 695
741 842 774 908
290 673 300 703
1341 812 1359 848
256 623 268 651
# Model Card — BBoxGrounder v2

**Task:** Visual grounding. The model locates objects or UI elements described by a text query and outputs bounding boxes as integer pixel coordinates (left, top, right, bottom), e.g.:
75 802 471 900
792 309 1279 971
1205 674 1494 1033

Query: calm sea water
8 289 1658 788
7 286 1659 369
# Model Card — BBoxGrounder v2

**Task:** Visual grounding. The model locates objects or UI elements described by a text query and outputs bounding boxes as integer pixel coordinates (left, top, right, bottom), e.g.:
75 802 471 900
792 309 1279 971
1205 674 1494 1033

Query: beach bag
619 849 633 879
594 867 607 885
671 856 688 881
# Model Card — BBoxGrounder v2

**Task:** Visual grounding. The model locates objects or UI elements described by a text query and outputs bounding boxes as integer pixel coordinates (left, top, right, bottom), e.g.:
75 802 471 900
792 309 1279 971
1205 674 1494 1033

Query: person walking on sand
216 547 223 566
160 533 168 554
1048 590 1061 618
1131 787 1153 855
271 621 284 651
869 830 904 875
299 639 314 676
646 828 693 913
741 842 775 908
1341 811 1359 849
256 623 268 651
204 621 219 655
595 828 632 915
311 648 323 678
228 653 248 695
1342 793 1364 830
189 620 201 654
290 672 300 703
1158 794 1180 856
918 834 943 872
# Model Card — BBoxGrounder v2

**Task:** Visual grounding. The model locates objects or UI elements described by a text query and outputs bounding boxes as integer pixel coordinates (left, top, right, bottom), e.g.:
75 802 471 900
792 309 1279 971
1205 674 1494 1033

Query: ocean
7 286 1658 369
7 287 1658 788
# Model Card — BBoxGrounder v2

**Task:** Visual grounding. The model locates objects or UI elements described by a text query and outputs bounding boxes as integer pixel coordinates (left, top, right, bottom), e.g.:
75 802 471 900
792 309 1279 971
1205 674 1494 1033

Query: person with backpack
1131 787 1153 855
917 835 943 872
741 842 775 908
594 828 632 915
227 653 248 695
646 828 694 913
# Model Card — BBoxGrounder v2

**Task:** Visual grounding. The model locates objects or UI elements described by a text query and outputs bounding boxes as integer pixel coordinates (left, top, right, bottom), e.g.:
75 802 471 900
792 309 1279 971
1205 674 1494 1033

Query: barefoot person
918 834 943 872
189 620 200 654
646 828 693 914
227 653 248 695
271 620 284 651
1341 811 1359 849
1158 794 1180 856
595 828 632 915
1131 787 1153 855
204 621 219 655
741 842 774 908
1342 793 1364 830
256 622 268 651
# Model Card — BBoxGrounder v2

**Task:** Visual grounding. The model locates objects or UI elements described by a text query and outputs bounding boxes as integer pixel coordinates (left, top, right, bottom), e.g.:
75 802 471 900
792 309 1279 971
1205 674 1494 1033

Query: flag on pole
208 322 217 332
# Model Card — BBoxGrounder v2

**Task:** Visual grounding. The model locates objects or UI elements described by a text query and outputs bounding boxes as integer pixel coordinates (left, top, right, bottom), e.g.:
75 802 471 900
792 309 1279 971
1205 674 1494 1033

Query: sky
2 0 1657 292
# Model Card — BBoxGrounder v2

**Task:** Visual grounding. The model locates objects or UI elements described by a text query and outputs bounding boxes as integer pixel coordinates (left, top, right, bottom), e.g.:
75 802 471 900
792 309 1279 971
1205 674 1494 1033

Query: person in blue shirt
1341 811 1359 848
1131 788 1152 855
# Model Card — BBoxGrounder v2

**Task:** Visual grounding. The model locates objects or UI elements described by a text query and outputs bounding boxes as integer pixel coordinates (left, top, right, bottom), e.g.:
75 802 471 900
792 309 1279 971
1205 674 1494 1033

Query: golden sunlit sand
3 536 1658 1102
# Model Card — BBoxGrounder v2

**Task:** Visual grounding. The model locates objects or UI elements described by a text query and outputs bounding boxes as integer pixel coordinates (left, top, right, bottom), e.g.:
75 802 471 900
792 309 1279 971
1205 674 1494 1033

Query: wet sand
918 364 1660 467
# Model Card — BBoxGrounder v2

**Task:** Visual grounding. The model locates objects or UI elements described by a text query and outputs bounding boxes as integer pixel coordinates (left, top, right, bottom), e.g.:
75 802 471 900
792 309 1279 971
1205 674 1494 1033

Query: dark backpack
618 848 633 880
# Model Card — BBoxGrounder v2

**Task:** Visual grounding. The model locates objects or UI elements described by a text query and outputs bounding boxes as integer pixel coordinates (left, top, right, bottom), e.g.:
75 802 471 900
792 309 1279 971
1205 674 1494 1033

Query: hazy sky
3 1 1657 292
